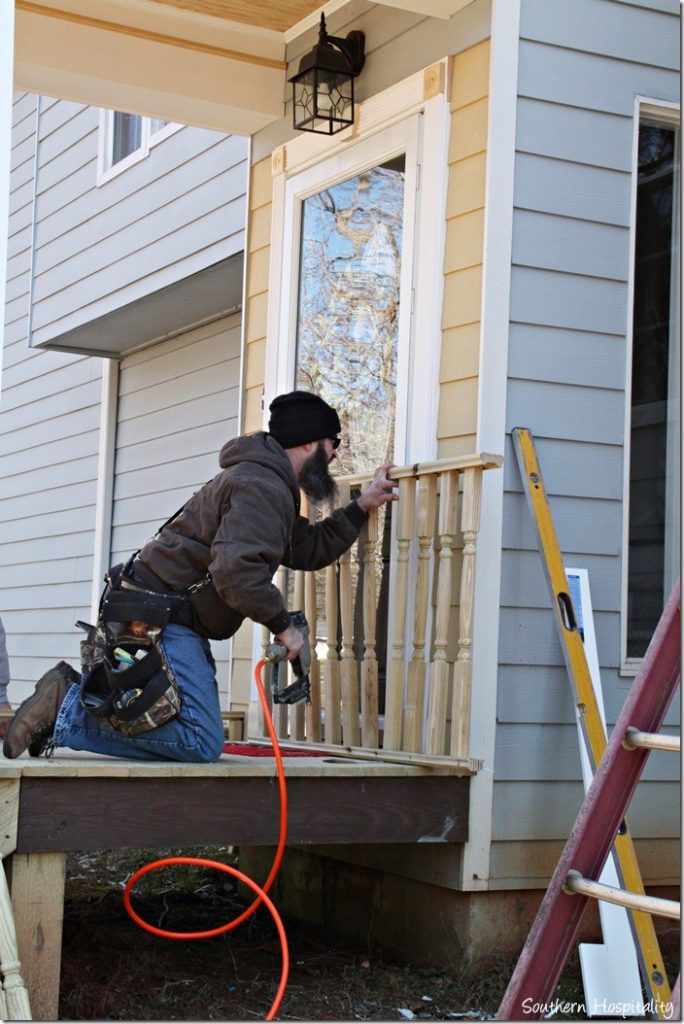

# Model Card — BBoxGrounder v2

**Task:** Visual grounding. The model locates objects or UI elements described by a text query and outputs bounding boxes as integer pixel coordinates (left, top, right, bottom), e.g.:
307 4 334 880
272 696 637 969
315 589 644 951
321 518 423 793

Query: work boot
3 661 78 759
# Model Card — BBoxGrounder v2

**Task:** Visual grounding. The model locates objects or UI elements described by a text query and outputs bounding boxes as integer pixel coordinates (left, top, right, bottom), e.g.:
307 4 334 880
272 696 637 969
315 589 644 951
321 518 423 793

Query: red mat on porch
222 742 328 757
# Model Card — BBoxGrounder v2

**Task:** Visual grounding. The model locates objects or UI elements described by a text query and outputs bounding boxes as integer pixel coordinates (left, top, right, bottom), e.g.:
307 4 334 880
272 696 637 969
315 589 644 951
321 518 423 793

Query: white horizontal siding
0 94 101 703
28 104 248 348
110 315 242 709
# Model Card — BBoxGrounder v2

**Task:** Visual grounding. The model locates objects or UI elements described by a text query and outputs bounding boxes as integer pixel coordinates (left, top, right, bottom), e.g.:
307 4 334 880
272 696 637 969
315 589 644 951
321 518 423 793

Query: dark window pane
111 112 142 165
627 124 677 657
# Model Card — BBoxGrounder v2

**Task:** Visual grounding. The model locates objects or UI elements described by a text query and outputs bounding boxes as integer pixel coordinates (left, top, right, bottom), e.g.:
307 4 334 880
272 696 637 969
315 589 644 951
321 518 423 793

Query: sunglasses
330 437 341 450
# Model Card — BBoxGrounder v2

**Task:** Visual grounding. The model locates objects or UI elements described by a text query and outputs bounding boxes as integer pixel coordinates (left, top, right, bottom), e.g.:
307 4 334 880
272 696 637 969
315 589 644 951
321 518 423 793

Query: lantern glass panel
293 67 354 135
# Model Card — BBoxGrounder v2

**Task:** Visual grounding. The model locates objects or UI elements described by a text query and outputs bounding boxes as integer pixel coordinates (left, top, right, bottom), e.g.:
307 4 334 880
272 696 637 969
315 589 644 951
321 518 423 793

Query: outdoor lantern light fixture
289 14 365 135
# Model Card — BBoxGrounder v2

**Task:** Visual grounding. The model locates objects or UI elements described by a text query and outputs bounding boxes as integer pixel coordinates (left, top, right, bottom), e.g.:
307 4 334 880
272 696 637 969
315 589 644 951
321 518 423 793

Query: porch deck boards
4 751 470 852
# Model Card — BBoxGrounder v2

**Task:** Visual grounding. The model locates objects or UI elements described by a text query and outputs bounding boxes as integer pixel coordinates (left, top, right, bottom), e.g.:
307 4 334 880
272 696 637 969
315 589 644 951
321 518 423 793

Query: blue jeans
53 624 225 762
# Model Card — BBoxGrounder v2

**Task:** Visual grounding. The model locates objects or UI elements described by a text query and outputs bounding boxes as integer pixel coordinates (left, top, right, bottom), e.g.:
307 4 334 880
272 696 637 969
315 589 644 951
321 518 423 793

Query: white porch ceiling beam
372 0 477 18
14 2 286 135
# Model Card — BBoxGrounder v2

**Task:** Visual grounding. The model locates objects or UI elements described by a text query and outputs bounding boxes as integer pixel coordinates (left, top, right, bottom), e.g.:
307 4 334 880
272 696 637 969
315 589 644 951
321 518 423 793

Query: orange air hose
123 658 290 1020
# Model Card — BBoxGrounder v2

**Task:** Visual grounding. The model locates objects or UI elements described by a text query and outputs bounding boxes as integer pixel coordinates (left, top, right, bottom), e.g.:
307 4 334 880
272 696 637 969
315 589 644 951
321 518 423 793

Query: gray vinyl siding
110 315 242 706
492 0 680 882
29 101 248 348
0 94 102 701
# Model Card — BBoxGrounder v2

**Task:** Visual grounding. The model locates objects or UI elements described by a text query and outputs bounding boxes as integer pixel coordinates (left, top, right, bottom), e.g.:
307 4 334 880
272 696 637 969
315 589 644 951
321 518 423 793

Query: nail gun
265 610 312 705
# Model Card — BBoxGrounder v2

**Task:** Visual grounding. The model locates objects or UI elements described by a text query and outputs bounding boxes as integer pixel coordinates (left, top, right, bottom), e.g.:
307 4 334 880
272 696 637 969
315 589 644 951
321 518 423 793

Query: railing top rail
339 452 503 489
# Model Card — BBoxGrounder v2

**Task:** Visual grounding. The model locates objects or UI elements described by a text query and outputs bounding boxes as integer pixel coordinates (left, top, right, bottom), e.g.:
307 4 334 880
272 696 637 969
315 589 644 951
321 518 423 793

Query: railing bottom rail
240 738 482 774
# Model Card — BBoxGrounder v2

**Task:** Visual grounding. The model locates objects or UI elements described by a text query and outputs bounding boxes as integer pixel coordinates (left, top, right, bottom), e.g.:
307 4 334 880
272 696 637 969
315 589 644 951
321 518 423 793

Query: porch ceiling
13 0 477 134
145 0 325 34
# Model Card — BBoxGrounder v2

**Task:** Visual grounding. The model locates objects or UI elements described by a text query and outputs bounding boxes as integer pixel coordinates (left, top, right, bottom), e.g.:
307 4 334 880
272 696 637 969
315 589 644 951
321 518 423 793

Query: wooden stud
221 712 245 742
360 508 380 748
450 467 482 759
10 853 68 1020
403 475 437 752
0 781 19 861
383 477 415 751
425 470 459 755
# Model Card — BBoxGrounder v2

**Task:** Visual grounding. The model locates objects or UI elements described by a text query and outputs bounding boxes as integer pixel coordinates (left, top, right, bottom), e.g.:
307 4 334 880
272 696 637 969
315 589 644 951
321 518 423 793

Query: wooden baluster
338 483 359 745
304 553 322 743
383 476 415 751
403 475 437 752
291 563 306 741
425 470 459 755
450 467 482 760
259 623 273 737
324 553 342 745
0 861 31 1020
247 621 269 739
272 566 289 739
360 507 380 748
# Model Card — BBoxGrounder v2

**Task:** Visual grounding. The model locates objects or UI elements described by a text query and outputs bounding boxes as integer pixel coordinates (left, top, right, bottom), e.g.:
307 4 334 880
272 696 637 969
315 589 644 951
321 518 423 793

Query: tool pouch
80 639 181 736
78 569 181 735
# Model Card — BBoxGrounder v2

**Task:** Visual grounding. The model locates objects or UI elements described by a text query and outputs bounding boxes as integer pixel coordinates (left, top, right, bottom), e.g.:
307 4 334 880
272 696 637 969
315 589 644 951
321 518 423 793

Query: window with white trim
624 108 680 663
98 111 181 183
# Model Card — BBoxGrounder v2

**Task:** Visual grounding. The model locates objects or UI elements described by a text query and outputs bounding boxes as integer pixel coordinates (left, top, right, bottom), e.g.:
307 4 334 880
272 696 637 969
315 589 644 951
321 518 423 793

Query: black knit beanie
268 390 341 449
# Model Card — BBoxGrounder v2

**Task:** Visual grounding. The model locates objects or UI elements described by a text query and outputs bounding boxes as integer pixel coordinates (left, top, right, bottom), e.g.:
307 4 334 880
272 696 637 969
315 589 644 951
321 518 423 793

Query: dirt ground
58 848 675 1022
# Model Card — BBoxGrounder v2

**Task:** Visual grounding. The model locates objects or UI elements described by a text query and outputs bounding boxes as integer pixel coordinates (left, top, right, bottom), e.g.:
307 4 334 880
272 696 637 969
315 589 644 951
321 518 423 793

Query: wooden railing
248 453 503 768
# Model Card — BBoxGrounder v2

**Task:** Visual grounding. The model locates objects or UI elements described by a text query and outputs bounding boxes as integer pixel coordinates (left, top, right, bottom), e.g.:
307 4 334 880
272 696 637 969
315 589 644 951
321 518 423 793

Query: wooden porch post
425 470 459 755
450 467 483 760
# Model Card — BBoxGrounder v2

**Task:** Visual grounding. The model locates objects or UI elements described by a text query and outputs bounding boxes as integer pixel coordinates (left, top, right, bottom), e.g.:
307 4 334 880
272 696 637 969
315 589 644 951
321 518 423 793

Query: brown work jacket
138 432 366 639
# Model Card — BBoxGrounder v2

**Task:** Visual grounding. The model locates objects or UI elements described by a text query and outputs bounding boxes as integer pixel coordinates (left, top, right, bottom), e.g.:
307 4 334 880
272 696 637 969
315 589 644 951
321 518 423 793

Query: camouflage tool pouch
80 638 181 736
78 581 181 735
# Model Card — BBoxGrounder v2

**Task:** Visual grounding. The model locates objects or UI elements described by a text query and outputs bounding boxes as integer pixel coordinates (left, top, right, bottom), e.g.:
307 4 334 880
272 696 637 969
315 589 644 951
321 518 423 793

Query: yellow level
512 427 671 1015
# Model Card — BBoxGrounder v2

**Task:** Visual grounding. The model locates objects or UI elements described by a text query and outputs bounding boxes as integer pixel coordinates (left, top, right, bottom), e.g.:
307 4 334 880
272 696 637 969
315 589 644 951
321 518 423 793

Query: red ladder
498 579 681 1021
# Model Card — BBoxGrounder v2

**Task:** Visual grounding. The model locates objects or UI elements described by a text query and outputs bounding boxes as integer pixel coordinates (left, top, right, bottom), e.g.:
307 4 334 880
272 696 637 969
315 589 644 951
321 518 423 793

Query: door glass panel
295 155 406 475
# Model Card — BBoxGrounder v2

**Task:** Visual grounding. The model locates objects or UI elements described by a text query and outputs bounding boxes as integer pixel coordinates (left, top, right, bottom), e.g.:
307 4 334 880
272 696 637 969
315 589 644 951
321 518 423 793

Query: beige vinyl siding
0 94 101 702
438 40 489 458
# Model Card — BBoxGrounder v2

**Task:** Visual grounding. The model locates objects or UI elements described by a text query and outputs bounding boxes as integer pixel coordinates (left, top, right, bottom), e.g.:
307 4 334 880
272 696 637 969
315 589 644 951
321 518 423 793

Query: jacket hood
219 432 299 503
